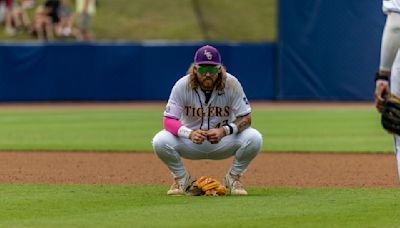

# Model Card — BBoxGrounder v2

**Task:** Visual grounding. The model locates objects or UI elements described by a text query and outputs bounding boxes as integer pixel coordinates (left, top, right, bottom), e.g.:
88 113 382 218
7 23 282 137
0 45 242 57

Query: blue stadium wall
0 0 387 101
278 0 385 100
0 42 275 101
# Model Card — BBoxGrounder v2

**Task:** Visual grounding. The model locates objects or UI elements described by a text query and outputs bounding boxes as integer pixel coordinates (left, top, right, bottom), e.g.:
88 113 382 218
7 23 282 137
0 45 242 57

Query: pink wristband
163 117 183 136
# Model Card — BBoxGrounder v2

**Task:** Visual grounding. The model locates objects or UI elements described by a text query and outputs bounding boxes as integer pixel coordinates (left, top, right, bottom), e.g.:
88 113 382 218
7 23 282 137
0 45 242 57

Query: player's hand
189 130 208 144
375 80 390 112
206 128 226 144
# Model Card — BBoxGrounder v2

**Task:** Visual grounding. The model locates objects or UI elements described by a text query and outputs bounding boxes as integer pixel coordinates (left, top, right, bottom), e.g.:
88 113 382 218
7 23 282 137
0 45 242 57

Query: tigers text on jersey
383 0 400 14
164 73 251 130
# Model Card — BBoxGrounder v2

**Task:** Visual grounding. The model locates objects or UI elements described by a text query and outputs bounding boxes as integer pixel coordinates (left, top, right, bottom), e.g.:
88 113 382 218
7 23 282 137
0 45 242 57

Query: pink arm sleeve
163 117 183 136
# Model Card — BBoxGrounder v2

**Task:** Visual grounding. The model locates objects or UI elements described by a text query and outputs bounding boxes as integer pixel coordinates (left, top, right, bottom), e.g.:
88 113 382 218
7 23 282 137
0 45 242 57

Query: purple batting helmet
194 45 221 65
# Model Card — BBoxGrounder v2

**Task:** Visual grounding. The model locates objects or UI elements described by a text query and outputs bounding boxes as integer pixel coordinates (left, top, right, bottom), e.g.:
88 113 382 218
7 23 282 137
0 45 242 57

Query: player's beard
200 78 215 91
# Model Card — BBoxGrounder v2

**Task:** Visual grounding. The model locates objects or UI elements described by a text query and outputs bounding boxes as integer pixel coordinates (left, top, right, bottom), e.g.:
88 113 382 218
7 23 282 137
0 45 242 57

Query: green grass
0 0 277 42
0 106 396 227
0 109 162 151
0 107 392 152
0 184 399 227
254 109 392 152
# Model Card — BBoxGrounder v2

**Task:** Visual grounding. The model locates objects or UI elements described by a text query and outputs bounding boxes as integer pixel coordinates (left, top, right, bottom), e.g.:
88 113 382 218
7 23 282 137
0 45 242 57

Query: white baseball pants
152 128 262 178
389 49 400 182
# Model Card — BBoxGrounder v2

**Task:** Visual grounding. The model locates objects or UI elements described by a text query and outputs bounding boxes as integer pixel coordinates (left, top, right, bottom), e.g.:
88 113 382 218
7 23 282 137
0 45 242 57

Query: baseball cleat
224 173 248 196
167 172 191 196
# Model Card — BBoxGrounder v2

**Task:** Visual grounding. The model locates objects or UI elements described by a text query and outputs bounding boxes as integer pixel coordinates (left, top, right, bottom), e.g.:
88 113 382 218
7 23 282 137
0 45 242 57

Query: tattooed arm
234 114 251 133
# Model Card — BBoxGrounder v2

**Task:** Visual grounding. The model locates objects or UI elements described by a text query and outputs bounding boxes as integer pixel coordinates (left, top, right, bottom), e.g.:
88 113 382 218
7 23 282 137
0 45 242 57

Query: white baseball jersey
383 0 400 14
164 73 251 130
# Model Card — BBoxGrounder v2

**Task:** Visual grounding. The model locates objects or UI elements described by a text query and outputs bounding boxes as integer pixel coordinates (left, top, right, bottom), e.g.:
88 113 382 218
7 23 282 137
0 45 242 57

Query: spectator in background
56 0 75 37
31 5 53 41
12 0 31 33
44 0 60 27
75 0 95 41
0 1 5 23
0 0 15 35
21 0 34 9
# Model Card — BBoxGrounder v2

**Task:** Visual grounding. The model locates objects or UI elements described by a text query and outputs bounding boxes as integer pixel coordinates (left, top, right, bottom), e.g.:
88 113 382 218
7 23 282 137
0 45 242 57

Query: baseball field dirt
0 152 397 187
0 102 397 188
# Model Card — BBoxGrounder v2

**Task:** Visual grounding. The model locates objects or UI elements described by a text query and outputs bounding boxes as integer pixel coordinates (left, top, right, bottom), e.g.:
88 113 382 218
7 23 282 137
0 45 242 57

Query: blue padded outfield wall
0 0 388 101
0 43 275 101
278 0 385 100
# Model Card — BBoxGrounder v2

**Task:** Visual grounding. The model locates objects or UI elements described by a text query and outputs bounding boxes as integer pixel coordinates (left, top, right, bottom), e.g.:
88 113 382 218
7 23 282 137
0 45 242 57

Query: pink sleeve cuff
163 117 183 136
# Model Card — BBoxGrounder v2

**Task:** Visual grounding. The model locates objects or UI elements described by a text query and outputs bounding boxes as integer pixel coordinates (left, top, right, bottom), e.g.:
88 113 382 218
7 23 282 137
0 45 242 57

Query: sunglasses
196 65 220 75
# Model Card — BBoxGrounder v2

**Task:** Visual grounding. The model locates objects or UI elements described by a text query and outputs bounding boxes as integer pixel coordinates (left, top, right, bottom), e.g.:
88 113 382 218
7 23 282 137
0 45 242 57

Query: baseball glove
186 176 226 196
381 93 400 135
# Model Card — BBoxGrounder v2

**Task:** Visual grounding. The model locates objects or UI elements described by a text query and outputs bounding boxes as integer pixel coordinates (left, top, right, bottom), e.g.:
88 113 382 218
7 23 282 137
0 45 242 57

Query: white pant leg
391 50 400 95
393 137 400 182
152 130 188 178
152 128 263 178
226 128 263 176
390 50 400 183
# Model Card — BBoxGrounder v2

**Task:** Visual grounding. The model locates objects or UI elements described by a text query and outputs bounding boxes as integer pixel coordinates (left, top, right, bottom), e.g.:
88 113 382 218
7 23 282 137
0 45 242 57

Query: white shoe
62 27 71 36
224 173 248 196
167 172 191 196
5 27 16 36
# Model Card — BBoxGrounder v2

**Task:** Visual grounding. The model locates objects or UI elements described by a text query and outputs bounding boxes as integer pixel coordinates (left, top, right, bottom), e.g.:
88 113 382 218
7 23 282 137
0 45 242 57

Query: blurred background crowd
0 0 96 41
0 0 275 43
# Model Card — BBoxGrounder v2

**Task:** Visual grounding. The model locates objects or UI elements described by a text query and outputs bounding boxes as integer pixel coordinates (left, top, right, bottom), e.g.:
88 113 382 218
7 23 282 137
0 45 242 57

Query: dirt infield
0 101 397 188
0 152 397 188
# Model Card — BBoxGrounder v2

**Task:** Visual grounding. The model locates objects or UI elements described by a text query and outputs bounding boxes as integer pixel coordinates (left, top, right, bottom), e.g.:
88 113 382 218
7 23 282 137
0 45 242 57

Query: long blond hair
187 63 227 91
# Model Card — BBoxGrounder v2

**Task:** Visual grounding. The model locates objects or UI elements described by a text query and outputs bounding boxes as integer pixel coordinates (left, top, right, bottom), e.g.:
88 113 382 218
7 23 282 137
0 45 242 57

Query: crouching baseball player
152 45 263 196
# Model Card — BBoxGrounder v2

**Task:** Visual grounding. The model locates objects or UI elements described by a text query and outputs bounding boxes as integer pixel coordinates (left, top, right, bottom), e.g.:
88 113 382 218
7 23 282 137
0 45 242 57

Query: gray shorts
77 13 91 31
